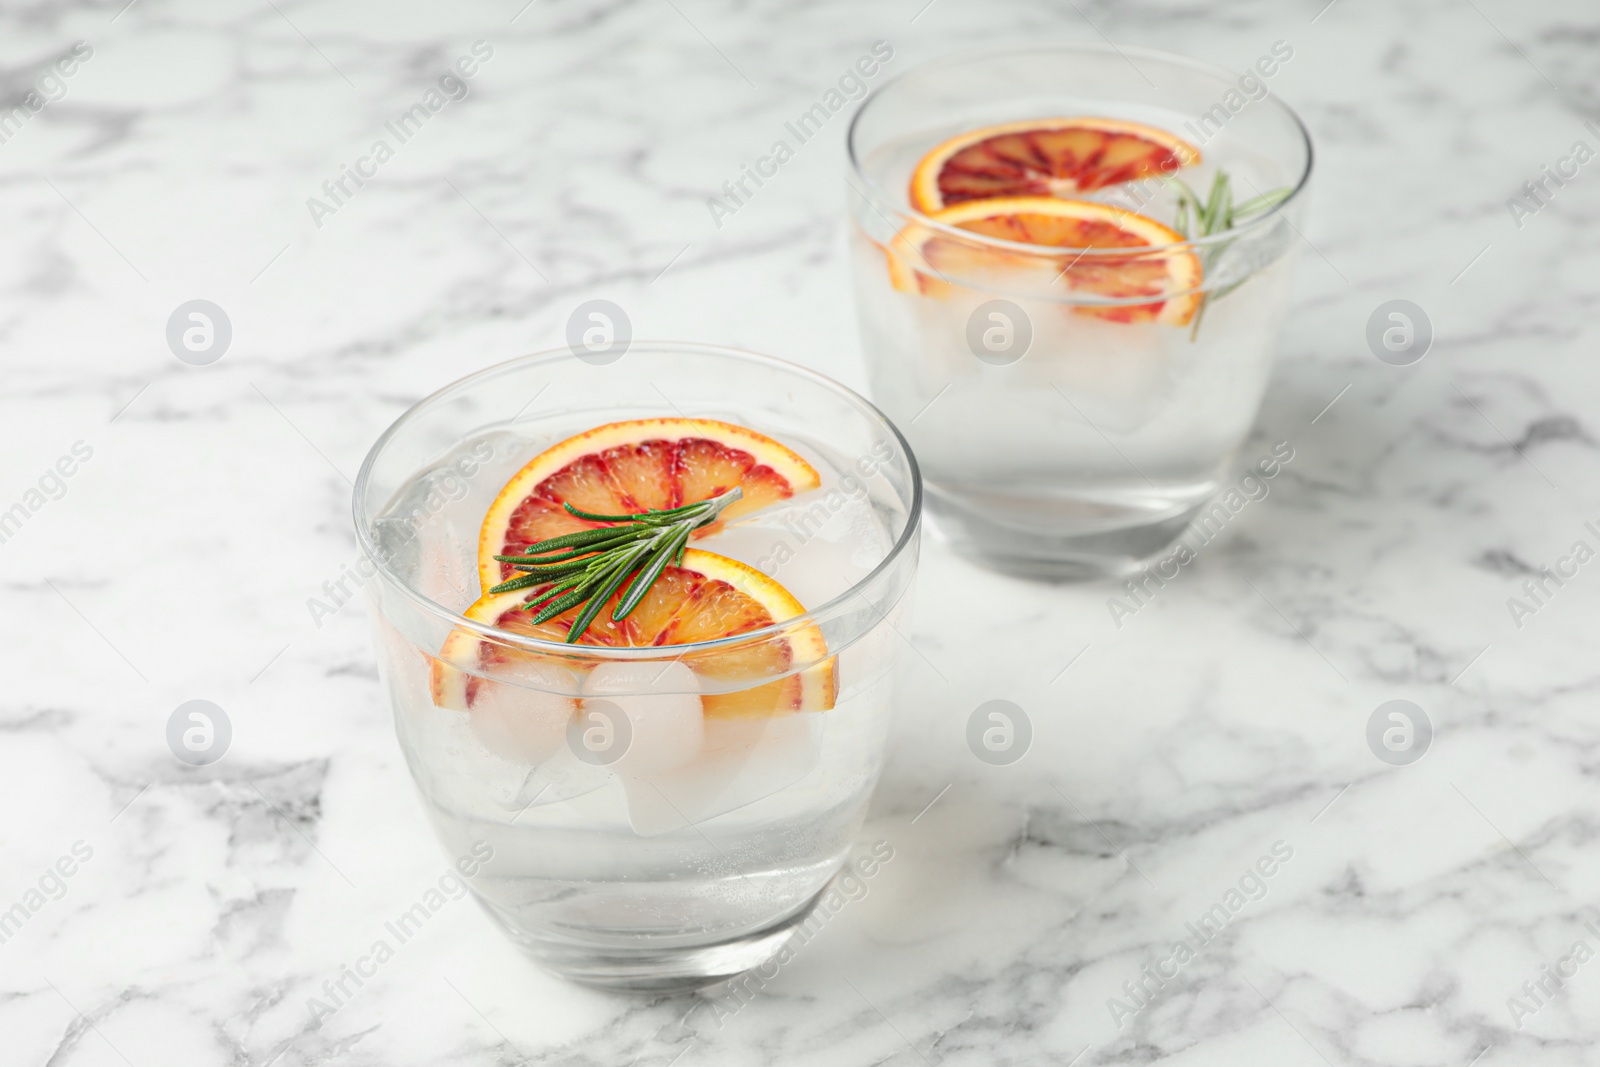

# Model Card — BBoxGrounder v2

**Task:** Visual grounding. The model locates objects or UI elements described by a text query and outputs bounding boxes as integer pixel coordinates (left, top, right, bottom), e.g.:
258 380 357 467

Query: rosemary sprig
489 486 743 643
1167 171 1293 340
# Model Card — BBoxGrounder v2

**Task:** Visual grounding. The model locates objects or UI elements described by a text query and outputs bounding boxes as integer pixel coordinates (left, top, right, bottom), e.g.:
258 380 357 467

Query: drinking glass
847 43 1312 578
353 343 920 991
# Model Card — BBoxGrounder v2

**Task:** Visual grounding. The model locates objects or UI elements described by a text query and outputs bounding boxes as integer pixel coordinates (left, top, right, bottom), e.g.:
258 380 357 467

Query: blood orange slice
909 117 1200 213
433 548 835 720
886 196 1203 326
478 419 820 592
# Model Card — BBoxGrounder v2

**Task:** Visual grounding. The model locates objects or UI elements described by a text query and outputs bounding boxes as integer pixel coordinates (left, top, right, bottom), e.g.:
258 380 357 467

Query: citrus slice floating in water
909 117 1200 213
478 418 820 593
433 547 835 723
886 195 1203 327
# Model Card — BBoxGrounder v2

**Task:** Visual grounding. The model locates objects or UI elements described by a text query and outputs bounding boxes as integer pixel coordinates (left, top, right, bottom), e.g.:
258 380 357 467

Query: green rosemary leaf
487 572 546 594
561 498 711 524
497 532 639 565
557 505 655 523
614 527 689 620
527 582 591 626
672 523 692 567
505 526 637 555
505 485 745 642
1166 176 1199 208
566 545 650 638
507 560 596 583
1203 171 1229 231
1233 187 1293 218
1173 198 1191 239
1165 168 1293 342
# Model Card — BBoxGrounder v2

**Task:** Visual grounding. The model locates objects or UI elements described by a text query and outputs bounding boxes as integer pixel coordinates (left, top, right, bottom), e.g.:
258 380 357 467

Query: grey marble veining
2 0 1598 1063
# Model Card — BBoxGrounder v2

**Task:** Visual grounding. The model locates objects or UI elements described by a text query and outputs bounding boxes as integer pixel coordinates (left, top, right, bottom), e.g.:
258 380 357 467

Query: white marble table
3 0 1595 1063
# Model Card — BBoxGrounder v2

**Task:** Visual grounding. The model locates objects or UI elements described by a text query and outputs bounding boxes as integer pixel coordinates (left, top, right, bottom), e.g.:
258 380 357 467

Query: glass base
496 888 824 994
926 485 1206 580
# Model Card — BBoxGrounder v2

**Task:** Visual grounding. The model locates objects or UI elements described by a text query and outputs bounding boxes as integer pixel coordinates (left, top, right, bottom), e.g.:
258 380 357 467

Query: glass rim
845 41 1315 257
352 342 924 661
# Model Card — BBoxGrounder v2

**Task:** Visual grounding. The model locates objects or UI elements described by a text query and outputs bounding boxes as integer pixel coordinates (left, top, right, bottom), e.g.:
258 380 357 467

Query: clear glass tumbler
353 343 920 991
847 43 1312 578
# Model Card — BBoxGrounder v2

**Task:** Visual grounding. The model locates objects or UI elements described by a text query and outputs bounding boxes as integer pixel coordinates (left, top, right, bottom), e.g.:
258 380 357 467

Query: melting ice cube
466 661 580 766
620 712 824 836
584 660 705 780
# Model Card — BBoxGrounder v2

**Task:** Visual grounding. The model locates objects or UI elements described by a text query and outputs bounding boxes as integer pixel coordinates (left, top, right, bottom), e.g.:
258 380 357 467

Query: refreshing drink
354 345 920 990
847 44 1312 578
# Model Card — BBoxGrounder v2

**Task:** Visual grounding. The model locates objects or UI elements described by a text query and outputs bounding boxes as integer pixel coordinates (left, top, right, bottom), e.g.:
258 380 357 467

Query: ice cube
467 661 580 766
583 661 704 780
